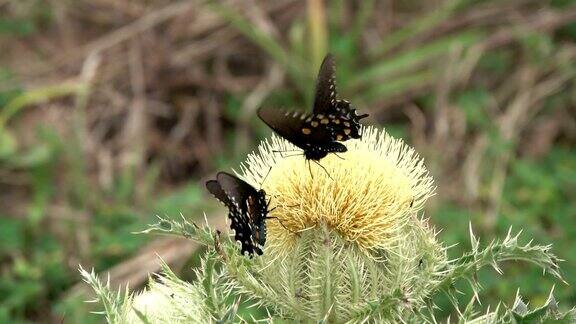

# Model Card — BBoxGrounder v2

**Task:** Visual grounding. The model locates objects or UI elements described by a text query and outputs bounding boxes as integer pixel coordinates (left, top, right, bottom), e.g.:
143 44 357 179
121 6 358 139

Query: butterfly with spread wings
206 172 269 256
258 54 368 161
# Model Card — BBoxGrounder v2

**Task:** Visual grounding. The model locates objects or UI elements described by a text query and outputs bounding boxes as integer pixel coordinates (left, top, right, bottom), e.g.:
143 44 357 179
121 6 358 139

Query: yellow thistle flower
240 126 435 255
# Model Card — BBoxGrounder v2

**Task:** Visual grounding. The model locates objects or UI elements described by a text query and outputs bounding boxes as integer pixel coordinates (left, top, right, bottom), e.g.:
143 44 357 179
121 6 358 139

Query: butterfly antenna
284 153 305 159
272 149 302 157
273 150 304 159
307 159 314 179
259 166 272 188
313 160 334 181
266 216 297 234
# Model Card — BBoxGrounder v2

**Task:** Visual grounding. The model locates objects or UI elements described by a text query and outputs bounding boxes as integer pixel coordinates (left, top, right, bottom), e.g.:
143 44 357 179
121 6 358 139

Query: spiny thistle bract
83 127 571 323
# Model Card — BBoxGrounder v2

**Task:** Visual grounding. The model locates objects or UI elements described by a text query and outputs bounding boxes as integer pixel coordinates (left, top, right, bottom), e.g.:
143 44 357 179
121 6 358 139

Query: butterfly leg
312 160 334 181
334 152 345 160
266 216 298 235
266 197 277 213
307 159 314 179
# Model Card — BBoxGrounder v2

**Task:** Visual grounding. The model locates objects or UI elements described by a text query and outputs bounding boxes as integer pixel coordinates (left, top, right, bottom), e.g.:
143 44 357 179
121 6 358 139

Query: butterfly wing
312 54 369 140
216 172 257 204
325 100 366 140
257 107 336 149
313 54 337 115
206 180 231 206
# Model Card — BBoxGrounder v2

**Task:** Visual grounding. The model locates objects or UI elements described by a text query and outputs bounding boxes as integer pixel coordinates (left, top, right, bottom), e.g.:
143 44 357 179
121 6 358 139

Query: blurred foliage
0 0 575 322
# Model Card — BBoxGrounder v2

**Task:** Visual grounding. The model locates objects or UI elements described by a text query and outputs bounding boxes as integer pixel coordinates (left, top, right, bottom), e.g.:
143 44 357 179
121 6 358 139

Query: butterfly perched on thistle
206 172 269 256
258 54 369 161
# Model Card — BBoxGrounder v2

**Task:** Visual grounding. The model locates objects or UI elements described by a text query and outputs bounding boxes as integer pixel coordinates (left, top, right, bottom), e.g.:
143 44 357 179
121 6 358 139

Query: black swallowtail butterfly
206 172 269 256
258 54 368 161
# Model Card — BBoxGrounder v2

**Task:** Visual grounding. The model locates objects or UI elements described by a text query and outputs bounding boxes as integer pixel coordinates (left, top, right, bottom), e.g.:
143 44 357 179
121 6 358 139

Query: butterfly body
303 142 347 161
258 54 368 161
246 195 267 246
206 172 269 256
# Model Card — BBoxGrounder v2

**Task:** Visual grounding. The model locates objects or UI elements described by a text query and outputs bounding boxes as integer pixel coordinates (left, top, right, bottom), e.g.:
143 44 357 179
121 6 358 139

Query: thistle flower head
241 126 435 255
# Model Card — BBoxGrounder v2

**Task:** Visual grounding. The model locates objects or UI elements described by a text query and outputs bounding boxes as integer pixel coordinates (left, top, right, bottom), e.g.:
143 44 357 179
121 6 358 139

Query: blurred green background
0 0 575 322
